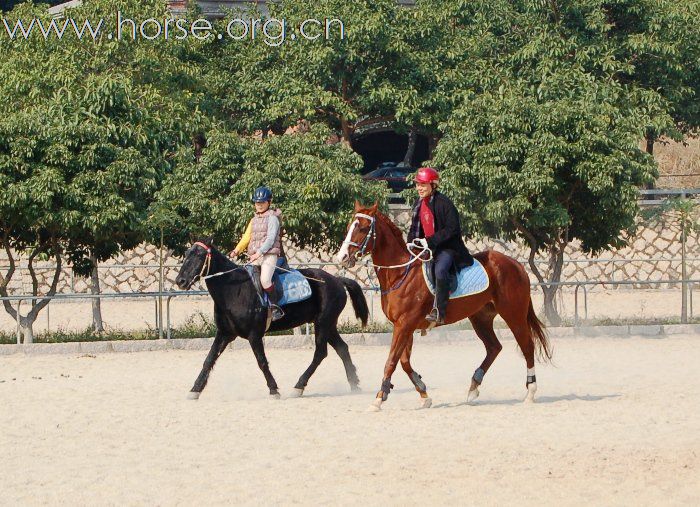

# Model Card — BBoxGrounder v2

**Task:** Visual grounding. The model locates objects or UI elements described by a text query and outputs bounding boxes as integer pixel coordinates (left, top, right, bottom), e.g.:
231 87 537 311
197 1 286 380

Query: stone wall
1 206 698 295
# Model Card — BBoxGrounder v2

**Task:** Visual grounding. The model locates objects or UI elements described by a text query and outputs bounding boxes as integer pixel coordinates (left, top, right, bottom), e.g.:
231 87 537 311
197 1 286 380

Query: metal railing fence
2 278 698 345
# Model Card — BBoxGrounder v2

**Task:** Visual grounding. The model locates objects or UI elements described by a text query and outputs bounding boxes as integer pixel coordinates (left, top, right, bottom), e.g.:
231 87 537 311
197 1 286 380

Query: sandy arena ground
1 335 699 505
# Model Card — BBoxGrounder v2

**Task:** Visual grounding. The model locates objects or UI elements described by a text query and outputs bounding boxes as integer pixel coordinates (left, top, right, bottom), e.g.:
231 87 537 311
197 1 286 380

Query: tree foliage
153 124 386 253
433 0 673 323
0 0 202 340
604 0 700 150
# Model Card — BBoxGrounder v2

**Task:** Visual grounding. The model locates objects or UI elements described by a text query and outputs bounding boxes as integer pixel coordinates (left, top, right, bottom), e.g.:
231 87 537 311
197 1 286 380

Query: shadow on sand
431 393 621 409
298 386 416 399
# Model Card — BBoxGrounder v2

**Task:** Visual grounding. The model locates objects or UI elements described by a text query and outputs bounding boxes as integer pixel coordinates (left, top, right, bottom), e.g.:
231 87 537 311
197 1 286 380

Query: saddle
424 258 458 293
245 256 312 308
422 259 489 299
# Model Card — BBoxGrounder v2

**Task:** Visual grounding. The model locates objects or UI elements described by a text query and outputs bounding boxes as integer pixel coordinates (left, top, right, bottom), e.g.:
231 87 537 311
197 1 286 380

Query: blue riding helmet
252 186 273 203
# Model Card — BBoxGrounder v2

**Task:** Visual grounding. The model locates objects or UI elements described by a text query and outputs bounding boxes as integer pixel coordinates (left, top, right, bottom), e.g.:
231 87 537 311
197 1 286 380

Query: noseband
193 241 212 282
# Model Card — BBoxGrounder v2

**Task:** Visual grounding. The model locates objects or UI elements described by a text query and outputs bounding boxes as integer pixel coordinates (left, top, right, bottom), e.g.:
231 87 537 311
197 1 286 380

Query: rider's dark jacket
407 191 473 270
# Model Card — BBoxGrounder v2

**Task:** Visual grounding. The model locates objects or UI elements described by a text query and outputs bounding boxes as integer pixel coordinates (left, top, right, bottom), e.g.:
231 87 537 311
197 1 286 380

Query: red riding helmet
415 167 440 184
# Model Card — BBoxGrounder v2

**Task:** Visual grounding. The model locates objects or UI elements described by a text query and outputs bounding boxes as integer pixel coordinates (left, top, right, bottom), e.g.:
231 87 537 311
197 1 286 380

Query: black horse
175 238 368 399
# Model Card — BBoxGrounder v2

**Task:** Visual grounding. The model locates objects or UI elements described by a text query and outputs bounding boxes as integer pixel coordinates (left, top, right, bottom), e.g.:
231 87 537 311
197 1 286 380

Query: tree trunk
513 219 566 326
21 322 34 344
340 77 353 146
403 127 418 166
340 116 353 146
427 135 439 160
542 286 561 326
645 132 654 155
644 131 655 190
9 242 63 344
90 254 104 333
681 215 688 324
158 227 164 340
543 243 565 326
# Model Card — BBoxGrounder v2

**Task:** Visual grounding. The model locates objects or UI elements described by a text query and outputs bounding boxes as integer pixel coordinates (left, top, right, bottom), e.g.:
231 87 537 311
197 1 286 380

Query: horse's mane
195 242 240 275
375 210 407 246
210 246 239 271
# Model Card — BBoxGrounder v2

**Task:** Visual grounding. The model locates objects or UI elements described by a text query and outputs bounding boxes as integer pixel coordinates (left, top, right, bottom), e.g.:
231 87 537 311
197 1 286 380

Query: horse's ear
354 200 362 211
370 201 378 213
204 235 214 246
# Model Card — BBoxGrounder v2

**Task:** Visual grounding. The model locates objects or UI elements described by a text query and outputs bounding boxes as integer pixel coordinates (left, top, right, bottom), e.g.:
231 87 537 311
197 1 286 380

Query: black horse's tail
339 277 369 327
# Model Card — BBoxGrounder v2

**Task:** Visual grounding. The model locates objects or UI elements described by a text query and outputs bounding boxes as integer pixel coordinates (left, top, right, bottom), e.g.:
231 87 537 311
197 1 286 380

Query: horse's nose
175 276 185 288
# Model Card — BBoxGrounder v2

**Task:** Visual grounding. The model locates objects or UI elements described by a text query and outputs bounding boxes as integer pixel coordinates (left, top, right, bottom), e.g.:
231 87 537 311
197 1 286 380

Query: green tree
434 0 669 324
153 124 386 254
605 0 700 157
204 0 408 145
0 0 201 341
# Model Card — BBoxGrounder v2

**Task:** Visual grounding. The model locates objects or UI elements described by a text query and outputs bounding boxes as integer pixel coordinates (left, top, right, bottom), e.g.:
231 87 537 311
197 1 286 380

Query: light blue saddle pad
274 268 312 306
422 259 489 299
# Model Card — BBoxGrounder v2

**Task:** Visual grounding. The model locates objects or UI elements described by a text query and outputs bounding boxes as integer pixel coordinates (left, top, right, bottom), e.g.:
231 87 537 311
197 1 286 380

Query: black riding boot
426 278 450 325
265 286 284 321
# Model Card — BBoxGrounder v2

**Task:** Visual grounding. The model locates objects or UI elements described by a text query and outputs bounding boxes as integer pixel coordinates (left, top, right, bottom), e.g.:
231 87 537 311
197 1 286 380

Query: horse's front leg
248 334 280 398
399 336 432 409
189 331 234 399
369 324 412 412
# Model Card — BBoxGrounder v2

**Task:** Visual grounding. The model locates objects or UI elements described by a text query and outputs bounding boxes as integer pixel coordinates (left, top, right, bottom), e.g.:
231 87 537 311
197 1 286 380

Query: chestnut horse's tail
527 299 553 362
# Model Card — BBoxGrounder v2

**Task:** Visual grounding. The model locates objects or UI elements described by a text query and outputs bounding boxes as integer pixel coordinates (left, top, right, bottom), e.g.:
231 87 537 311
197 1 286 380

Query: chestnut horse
336 202 552 411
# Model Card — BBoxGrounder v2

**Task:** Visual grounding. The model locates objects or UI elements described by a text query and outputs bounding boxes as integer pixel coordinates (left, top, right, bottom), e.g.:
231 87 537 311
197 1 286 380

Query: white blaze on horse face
336 219 358 263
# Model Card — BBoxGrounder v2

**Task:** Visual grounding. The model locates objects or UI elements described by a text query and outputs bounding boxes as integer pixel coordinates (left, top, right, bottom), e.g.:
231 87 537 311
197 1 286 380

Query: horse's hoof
367 398 383 412
270 392 281 400
524 383 537 403
290 388 304 398
351 385 362 393
187 391 200 400
467 388 479 403
419 397 432 409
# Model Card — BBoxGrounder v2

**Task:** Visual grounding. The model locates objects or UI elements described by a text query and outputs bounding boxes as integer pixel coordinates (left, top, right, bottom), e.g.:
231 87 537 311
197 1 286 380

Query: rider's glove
413 238 429 250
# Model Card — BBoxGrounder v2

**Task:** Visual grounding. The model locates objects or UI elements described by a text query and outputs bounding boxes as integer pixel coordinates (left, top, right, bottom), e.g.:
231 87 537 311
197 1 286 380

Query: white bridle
337 213 433 270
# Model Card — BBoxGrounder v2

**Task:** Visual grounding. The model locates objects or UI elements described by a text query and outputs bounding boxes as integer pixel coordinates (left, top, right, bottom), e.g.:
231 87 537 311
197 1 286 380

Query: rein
191 242 325 284
192 242 246 282
380 263 415 295
343 213 433 270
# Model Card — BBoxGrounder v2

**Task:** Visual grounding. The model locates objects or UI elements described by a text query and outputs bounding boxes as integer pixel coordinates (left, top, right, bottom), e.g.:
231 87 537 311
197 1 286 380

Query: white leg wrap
524 382 537 403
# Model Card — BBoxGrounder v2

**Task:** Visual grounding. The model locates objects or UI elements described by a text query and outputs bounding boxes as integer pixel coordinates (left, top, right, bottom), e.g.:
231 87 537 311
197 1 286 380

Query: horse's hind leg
291 324 329 397
399 336 432 408
497 306 537 403
467 304 503 402
249 334 280 398
189 330 234 399
326 327 360 392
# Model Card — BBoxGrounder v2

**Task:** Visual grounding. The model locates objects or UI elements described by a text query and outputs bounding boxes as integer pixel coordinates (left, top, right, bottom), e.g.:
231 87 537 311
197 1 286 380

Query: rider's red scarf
420 197 435 238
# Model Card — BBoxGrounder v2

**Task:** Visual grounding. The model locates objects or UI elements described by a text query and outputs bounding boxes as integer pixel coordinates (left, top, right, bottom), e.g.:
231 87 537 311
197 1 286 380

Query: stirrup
425 307 444 325
270 305 284 321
